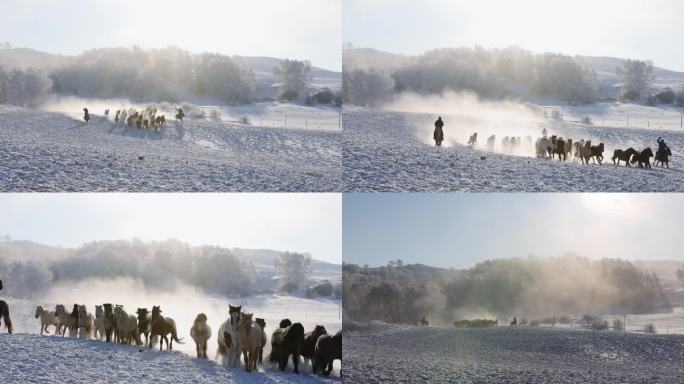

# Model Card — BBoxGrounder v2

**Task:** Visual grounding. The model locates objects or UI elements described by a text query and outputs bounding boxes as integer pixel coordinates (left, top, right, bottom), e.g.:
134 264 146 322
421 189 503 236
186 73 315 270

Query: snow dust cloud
382 91 547 156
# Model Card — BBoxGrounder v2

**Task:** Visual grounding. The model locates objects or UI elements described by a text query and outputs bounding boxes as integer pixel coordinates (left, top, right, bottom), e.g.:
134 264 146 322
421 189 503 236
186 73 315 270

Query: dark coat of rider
434 117 444 142
657 137 668 152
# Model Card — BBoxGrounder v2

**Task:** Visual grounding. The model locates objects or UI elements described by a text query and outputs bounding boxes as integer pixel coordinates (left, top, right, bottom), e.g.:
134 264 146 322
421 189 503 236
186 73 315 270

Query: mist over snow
381 91 545 156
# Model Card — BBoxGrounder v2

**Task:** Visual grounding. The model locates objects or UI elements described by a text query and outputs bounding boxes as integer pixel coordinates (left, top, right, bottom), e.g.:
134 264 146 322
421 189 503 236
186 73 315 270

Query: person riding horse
176 107 185 122
656 136 672 166
434 117 444 147
83 107 90 123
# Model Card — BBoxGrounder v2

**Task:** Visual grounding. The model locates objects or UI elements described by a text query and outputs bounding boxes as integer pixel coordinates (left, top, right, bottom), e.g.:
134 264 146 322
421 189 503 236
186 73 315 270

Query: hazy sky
0 193 342 264
0 0 341 71
344 0 684 71
343 193 683 268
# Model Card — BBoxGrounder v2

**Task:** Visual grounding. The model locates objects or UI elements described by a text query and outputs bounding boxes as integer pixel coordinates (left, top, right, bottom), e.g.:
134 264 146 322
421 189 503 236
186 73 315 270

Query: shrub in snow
312 88 334 104
312 281 334 297
239 116 250 125
581 116 592 125
621 89 641 101
655 88 675 104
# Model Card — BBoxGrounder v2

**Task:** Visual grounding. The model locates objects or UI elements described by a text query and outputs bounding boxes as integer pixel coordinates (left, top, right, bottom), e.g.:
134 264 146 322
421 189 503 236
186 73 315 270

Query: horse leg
293 353 300 374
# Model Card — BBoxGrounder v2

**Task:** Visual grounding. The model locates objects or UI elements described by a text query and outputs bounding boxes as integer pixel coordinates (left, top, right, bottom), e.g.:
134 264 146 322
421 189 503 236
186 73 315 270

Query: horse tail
172 327 184 344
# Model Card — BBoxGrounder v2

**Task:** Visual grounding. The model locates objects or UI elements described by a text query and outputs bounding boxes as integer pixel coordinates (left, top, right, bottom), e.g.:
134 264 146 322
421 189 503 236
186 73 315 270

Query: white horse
35 306 60 335
535 136 553 158
77 305 95 339
114 306 139 345
94 305 105 340
55 304 76 337
190 313 212 359
217 305 242 368
238 312 263 372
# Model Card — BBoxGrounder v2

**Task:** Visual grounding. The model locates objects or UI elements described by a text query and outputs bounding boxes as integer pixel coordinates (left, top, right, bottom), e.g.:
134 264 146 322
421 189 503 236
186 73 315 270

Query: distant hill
0 239 67 262
0 47 71 71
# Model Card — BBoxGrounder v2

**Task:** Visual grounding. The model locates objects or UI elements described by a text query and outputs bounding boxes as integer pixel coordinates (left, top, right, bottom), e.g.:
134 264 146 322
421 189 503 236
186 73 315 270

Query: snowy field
343 322 684 384
0 333 337 384
343 105 683 192
2 290 341 382
0 100 341 192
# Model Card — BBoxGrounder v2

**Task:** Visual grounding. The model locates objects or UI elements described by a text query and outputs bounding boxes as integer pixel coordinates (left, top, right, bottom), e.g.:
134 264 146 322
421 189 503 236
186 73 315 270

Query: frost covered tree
616 59 654 100
274 59 312 101
1 68 51 107
274 252 312 293
343 68 395 107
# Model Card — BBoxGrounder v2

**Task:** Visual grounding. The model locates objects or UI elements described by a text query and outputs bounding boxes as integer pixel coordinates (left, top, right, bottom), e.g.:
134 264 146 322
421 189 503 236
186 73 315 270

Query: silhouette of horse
467 132 478 146
150 306 183 350
510 317 517 327
269 322 305 374
0 300 12 334
83 108 90 123
590 143 605 164
313 331 341 376
631 148 654 169
303 325 327 364
612 148 637 166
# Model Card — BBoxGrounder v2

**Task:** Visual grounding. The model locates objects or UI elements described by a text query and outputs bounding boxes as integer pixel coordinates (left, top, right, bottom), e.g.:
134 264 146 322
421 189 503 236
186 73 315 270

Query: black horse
631 148 654 169
269 322 305 374
313 331 341 376
612 148 637 166
83 108 90 123
303 325 327 363
655 147 672 168
0 300 12 334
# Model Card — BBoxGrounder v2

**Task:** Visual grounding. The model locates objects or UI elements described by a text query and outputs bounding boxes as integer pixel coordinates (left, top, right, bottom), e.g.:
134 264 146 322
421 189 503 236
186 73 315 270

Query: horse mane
283 323 305 343
279 318 292 328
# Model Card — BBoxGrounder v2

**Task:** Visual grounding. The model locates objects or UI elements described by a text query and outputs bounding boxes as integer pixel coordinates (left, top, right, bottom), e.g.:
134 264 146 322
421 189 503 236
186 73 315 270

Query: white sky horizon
344 0 684 72
343 193 684 269
0 0 342 71
0 193 342 264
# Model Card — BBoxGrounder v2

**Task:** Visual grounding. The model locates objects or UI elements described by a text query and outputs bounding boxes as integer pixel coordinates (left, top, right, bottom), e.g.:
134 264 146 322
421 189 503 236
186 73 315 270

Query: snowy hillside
344 323 684 384
0 333 339 384
343 107 683 192
0 104 341 192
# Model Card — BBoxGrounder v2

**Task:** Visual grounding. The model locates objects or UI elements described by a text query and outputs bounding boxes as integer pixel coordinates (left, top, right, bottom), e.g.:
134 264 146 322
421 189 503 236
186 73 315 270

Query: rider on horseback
657 137 669 152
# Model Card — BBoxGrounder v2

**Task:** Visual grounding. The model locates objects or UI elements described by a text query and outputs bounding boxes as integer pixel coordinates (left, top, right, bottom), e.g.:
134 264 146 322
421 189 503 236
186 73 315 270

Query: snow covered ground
343 322 684 384
343 106 683 192
0 101 341 191
0 333 338 384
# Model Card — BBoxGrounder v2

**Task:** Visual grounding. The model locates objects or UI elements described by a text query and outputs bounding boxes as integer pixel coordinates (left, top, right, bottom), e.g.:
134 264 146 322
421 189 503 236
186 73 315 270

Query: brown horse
553 137 567 161
631 148 654 169
0 300 12 334
269 322 305 373
590 143 605 165
313 331 341 376
612 148 637 166
150 306 183 351
303 325 327 363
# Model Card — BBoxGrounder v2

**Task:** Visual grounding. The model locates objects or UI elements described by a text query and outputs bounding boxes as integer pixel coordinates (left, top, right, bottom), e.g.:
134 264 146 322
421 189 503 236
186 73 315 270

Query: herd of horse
82 106 187 132
29 302 340 376
468 132 672 169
